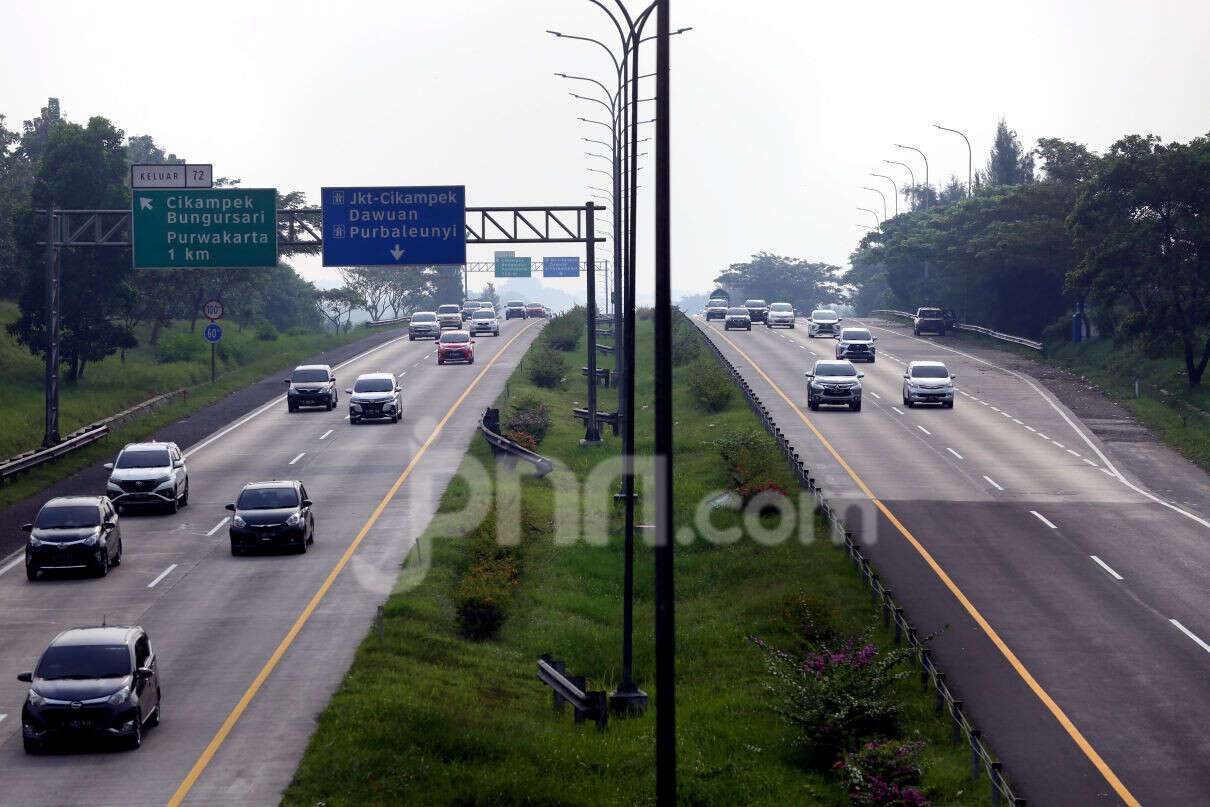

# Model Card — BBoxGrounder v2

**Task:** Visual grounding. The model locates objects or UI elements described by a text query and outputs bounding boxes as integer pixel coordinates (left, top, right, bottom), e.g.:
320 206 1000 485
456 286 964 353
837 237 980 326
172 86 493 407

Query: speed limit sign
201 299 224 321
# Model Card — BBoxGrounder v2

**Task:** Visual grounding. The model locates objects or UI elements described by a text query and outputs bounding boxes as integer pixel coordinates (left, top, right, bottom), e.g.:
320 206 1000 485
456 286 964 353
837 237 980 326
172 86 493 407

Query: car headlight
107 688 131 706
106 481 121 491
28 536 42 548
154 476 174 489
350 403 362 411
232 515 246 528
809 381 823 390
83 530 101 547
384 401 396 410
28 690 46 708
286 512 301 527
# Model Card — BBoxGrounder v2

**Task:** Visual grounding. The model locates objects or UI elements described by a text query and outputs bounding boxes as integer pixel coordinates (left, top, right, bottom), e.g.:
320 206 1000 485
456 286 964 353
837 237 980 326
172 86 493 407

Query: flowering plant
839 740 931 807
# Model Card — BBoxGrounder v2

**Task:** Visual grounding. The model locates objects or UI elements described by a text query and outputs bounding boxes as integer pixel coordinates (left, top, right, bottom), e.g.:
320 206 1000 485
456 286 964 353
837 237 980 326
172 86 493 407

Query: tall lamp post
883 159 915 210
932 123 973 197
893 143 930 208
857 206 880 227
870 173 898 216
861 186 887 221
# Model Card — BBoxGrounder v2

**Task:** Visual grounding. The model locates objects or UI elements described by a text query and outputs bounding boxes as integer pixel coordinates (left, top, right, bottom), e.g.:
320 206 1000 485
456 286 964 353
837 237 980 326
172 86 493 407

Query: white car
807 309 841 338
765 302 795 328
347 372 403 423
834 327 877 362
104 442 189 513
902 361 956 408
469 308 500 336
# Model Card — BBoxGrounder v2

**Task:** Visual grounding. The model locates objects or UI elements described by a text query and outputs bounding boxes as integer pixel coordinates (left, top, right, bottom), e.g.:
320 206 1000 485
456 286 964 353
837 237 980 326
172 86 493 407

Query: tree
474 281 502 309
339 267 392 321
714 253 845 312
981 119 1035 187
0 113 34 290
1068 134 1210 386
126 134 182 165
316 287 364 333
937 175 967 205
1035 138 1101 185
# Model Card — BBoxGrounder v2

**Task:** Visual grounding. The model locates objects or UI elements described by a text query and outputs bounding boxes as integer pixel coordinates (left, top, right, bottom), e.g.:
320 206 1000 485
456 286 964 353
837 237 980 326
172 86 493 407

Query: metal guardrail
868 310 1043 352
581 367 613 388
573 408 620 436
365 315 411 328
478 407 555 477
693 320 1026 806
538 653 608 729
0 425 110 483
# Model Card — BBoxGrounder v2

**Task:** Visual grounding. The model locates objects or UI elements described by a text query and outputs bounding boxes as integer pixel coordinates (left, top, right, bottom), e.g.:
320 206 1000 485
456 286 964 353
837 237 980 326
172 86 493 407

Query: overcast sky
5 0 1210 300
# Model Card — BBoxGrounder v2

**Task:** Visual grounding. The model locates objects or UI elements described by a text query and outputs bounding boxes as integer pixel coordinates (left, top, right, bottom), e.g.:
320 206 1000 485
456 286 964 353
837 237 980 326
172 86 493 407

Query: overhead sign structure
495 256 532 277
321 185 466 267
132 188 278 269
131 164 213 189
542 256 580 277
201 299 224 321
203 323 223 343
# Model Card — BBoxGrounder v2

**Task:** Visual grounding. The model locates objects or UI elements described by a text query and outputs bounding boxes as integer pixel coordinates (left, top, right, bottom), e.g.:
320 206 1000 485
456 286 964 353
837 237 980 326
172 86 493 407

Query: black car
284 364 338 411
24 496 122 580
227 480 315 555
744 298 769 323
19 626 161 752
505 300 527 319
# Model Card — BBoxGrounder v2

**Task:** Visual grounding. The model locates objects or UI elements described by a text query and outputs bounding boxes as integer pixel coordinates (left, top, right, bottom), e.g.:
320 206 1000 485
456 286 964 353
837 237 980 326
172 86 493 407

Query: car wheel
146 697 161 728
97 548 109 577
437 359 444 365
851 400 862 412
943 400 954 409
297 534 308 554
167 494 178 515
288 401 297 413
468 357 475 364
111 538 122 567
807 333 814 339
913 329 920 336
231 541 243 556
126 717 143 750
23 736 43 754
26 564 38 582
409 335 415 341
790 323 795 329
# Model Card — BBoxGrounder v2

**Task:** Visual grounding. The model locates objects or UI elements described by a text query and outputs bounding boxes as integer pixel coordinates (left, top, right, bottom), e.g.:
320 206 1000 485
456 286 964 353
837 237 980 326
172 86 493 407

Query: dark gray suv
805 359 864 411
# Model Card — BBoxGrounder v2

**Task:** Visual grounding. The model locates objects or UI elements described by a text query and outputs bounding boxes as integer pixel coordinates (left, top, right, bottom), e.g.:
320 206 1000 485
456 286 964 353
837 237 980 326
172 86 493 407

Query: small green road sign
132 188 278 269
494 256 532 277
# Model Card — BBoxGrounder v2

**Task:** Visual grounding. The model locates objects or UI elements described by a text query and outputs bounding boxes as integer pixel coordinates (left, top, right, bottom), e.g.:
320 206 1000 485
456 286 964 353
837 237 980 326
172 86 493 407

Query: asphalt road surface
0 317 542 806
696 315 1210 807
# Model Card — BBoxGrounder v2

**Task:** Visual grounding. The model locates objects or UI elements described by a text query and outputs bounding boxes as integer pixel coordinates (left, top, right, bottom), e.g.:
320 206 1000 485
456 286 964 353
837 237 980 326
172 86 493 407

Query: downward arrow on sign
390 245 404 261
139 198 153 210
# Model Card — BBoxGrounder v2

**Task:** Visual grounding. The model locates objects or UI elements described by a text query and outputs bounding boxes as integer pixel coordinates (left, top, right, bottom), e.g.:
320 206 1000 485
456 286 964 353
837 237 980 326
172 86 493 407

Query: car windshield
353 377 394 392
770 303 792 311
709 300 727 307
919 309 942 316
815 362 857 377
473 311 494 319
812 310 837 321
237 487 299 510
37 644 131 680
507 301 524 307
841 329 871 340
744 300 766 306
727 308 748 316
292 369 328 383
440 332 470 343
911 365 950 379
412 313 436 322
34 505 101 529
115 449 170 468
438 305 460 313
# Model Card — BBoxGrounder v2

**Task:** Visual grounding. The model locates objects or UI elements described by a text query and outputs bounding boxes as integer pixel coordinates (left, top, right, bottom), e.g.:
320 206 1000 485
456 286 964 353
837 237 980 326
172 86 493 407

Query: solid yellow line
166 322 536 807
708 324 1141 807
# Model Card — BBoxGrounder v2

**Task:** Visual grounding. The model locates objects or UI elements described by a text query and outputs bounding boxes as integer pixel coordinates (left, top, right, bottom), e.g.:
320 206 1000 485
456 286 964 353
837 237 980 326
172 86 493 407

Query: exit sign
131 189 278 269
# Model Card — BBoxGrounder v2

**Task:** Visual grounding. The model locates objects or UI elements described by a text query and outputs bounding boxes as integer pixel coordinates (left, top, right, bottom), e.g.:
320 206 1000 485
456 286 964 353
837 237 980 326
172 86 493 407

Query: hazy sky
4 0 1209 300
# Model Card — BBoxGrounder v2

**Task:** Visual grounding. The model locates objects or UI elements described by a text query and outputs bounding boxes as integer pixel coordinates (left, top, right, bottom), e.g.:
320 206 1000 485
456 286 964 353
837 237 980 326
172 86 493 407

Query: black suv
24 496 122 580
744 298 769 323
227 480 315 555
285 364 338 411
505 300 527 320
19 625 161 752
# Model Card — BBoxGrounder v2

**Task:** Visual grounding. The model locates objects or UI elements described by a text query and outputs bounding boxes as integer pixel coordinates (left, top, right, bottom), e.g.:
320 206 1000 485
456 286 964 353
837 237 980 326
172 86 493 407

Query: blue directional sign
203 323 223 343
321 185 466 267
495 256 532 277
542 256 581 277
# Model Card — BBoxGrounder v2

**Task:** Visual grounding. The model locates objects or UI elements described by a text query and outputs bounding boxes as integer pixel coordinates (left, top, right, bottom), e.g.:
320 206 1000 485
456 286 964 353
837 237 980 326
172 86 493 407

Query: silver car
723 307 752 331
807 309 841 338
104 442 189 513
469 308 500 336
834 327 877 362
347 372 403 423
902 361 956 408
765 302 796 328
408 312 440 340
806 359 864 411
436 304 463 329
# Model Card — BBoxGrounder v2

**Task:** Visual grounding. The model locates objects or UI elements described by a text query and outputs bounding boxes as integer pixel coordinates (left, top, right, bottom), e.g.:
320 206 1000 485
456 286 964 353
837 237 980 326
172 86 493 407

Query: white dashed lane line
205 517 229 537
147 564 179 589
1067 449 1081 457
289 452 306 465
319 429 333 440
0 557 22 577
1052 441 1066 448
1031 510 1058 529
869 391 881 399
984 475 1005 491
1091 556 1124 581
1083 458 1099 467
892 406 905 415
1171 620 1210 655
1025 426 1036 432
946 447 963 459
916 425 931 435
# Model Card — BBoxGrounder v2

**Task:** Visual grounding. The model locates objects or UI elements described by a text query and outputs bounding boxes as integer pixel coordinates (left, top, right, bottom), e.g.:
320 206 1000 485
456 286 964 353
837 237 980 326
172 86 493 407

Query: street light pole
857 206 880 227
893 143 930 208
933 123 973 197
883 159 915 209
861 186 887 220
870 173 898 216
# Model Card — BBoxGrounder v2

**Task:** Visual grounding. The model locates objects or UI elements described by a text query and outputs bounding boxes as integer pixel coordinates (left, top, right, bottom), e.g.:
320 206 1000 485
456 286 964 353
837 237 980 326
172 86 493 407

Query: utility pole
43 205 61 447
582 201 602 445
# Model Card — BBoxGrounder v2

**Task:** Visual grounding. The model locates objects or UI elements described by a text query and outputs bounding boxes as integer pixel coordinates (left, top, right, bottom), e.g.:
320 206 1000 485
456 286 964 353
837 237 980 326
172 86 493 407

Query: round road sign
203 323 223 343
201 299 224 320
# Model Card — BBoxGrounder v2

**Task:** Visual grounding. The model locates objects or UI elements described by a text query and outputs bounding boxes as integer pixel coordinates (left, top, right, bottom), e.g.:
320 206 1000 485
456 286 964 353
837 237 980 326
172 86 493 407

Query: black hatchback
24 496 123 580
19 626 161 752
227 480 315 555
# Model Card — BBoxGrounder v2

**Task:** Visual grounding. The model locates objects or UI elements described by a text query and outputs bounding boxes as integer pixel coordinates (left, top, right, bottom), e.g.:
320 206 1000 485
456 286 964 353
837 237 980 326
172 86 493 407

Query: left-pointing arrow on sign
139 198 153 210
390 244 404 260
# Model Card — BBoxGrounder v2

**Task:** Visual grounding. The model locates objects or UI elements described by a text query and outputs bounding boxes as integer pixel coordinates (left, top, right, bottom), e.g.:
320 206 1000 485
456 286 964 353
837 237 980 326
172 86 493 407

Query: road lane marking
0 556 23 577
1001 412 1013 418
289 452 306 465
0 714 6 724
958 390 971 397
1102 468 1116 477
1012 418 1023 424
167 320 537 807
946 447 963 459
1052 441 1065 448
990 406 1000 412
147 564 179 589
916 425 931 435
979 400 989 406
706 324 1141 807
1083 458 1098 467
869 391 881 399
983 475 1004 491
1031 510 1058 529
1024 425 1036 432
1090 556 1124 581
1067 449 1080 457
206 518 229 537
891 406 904 415
1038 433 1051 440
1171 620 1210 654
319 429 333 440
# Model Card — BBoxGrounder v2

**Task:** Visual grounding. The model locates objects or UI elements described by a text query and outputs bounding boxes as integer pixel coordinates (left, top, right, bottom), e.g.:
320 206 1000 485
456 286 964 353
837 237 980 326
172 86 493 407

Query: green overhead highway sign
131 188 278 269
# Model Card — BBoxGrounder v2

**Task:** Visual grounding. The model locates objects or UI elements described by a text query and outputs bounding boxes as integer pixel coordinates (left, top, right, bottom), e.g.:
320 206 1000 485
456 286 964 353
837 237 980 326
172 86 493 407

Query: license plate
67 720 92 729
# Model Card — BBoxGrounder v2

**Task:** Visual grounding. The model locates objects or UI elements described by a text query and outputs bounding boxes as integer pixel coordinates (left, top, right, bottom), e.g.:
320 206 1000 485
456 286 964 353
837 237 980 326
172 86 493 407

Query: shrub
256 322 279 341
712 428 786 498
544 307 585 351
686 357 734 412
155 332 204 363
527 347 567 389
454 511 524 640
506 429 540 453
285 325 311 337
840 740 931 807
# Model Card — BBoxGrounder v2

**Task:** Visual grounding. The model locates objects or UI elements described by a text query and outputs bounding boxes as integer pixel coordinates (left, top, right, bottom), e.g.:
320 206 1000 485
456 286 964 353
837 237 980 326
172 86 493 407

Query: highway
696 314 1210 807
0 316 541 806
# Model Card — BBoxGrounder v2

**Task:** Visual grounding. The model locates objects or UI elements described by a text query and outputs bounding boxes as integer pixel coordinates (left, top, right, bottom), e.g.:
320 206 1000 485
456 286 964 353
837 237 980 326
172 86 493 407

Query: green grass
282 317 988 807
0 301 377 510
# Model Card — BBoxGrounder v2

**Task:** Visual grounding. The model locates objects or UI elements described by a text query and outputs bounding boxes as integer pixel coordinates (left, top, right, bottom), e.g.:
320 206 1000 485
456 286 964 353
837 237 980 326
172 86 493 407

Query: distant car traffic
525 302 546 318
744 299 769 323
902 361 956 408
834 327 877 362
724 306 752 331
408 312 440 340
227 480 315 555
346 372 402 424
284 365 337 411
23 496 123 580
505 300 527 319
461 300 484 321
18 625 161 752
705 299 728 320
765 302 795 328
913 307 948 336
469 308 500 336
805 359 864 411
437 330 475 364
807 309 841 338
437 304 463 329
104 442 189 513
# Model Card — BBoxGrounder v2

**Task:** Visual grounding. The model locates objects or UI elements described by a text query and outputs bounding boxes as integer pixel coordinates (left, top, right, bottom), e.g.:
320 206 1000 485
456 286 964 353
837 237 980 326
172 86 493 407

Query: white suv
765 302 795 328
469 308 500 336
807 309 841 338
104 442 189 513
902 361 956 408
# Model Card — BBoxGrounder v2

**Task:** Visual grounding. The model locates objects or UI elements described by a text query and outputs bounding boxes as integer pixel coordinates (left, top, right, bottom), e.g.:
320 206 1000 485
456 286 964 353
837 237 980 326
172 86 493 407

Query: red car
525 303 546 318
437 330 475 365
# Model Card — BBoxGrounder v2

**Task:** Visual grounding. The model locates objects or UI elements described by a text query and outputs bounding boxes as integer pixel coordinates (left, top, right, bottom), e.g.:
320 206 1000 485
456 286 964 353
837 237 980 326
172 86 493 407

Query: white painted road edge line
0 556 23 577
917 425 931 435
947 447 963 459
289 452 305 465
1031 510 1058 529
1090 556 1124 581
147 564 179 589
983 475 1004 491
319 429 333 440
206 517 230 537
1171 620 1210 654
1025 425 1036 431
